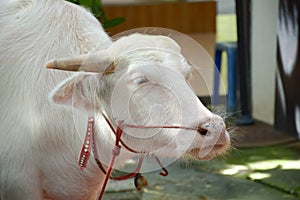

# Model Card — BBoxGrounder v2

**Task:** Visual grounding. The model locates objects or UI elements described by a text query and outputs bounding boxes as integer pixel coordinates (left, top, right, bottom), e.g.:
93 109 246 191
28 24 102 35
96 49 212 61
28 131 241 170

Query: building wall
251 0 279 125
103 1 217 97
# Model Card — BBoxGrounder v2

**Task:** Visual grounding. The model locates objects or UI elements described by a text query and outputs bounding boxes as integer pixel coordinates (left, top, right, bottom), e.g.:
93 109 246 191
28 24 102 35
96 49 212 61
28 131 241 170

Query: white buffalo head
46 33 230 162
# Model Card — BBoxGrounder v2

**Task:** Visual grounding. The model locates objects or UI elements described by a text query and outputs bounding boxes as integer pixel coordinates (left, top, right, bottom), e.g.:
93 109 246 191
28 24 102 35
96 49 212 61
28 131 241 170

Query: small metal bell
134 173 148 190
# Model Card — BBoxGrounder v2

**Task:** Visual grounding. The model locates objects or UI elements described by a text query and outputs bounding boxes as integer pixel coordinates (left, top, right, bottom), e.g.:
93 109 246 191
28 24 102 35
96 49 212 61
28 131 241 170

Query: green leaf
102 17 125 29
67 0 80 5
66 0 124 29
78 0 92 8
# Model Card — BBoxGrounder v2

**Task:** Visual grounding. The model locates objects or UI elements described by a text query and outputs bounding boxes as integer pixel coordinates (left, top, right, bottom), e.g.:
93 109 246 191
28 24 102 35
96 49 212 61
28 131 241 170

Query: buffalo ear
49 73 102 111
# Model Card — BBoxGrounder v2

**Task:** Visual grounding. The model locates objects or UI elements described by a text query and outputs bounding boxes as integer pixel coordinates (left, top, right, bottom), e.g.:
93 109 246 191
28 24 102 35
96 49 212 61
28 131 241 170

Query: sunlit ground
188 143 300 198
105 142 300 200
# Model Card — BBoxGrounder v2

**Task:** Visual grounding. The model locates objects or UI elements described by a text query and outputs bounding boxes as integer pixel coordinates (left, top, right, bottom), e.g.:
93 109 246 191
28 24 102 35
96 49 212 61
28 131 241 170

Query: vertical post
236 0 254 125
226 44 238 113
213 49 222 106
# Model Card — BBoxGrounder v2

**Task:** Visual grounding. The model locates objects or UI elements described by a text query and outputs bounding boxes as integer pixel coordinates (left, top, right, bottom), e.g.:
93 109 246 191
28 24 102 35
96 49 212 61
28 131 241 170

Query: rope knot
112 146 121 156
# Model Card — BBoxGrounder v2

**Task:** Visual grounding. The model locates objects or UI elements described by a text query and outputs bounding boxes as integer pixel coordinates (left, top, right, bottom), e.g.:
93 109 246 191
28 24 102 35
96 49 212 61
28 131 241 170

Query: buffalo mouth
186 143 230 161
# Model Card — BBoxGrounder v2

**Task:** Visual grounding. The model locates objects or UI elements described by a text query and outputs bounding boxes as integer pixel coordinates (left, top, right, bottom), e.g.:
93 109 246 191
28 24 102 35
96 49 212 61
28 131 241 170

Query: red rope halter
78 116 198 200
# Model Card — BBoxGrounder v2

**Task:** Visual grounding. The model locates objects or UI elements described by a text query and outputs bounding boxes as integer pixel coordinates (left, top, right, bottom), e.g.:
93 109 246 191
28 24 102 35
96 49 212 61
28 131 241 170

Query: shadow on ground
104 121 300 200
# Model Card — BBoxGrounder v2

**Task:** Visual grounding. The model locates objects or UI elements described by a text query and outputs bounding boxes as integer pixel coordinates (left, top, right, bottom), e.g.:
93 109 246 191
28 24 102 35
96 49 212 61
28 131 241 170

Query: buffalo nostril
198 128 208 136
198 121 210 136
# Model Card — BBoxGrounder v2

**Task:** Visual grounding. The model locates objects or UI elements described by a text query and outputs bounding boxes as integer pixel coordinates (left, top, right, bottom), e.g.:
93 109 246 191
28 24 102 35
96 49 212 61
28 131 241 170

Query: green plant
67 0 125 29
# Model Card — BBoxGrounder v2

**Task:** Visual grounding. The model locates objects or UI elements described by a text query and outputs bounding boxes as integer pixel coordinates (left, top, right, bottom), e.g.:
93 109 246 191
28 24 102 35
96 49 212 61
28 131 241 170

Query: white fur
0 1 230 199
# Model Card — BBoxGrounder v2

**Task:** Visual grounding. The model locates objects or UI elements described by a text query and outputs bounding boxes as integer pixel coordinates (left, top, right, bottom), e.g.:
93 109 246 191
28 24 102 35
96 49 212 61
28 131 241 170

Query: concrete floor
104 121 300 200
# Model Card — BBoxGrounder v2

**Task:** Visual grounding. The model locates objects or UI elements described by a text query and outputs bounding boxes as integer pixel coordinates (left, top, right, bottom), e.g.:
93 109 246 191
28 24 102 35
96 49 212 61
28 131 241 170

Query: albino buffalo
0 0 230 199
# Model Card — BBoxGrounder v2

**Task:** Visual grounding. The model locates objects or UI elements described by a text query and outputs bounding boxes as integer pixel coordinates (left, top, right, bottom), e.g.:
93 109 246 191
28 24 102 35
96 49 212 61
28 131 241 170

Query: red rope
79 115 199 200
98 146 120 200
